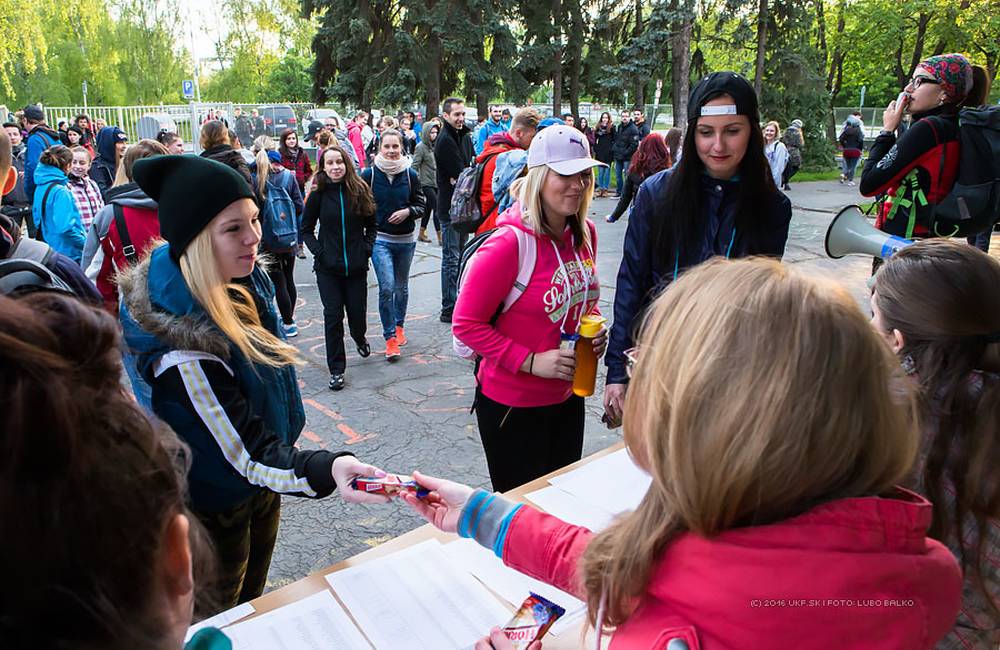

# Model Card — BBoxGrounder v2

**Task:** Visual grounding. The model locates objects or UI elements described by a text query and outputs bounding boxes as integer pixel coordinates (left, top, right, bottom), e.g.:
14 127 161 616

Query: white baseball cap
526 126 607 175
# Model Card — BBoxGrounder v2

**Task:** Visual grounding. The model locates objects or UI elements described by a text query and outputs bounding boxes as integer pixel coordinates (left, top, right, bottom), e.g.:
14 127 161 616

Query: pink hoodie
453 204 600 408
347 122 366 169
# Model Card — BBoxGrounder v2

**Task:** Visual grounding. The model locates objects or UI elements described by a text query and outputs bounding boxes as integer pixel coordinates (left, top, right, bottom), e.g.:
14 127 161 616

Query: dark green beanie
132 155 255 261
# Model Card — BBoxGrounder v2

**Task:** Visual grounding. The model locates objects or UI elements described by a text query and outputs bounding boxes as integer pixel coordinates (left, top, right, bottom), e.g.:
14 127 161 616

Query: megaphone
825 205 913 259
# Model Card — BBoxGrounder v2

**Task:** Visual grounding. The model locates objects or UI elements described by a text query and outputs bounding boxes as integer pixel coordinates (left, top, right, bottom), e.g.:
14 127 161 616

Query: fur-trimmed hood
118 243 232 361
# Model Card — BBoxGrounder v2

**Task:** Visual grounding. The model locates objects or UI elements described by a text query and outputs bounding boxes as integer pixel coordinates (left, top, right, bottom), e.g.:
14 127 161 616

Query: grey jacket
412 125 438 188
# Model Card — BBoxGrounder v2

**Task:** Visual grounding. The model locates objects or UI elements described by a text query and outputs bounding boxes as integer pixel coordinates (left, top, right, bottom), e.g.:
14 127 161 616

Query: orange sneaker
395 325 407 346
385 337 401 361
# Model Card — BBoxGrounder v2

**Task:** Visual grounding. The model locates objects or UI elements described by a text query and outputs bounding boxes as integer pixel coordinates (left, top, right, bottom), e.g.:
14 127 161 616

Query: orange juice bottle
573 315 607 397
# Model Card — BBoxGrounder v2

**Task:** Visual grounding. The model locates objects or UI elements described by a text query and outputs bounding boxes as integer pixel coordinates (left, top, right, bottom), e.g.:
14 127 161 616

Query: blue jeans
596 165 611 191
371 240 416 340
440 221 468 314
968 229 992 252
842 156 861 181
614 159 630 195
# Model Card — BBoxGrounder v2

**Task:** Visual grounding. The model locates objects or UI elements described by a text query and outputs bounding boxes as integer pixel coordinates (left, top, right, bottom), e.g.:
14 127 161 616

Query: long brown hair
315 144 375 217
113 138 168 186
199 119 230 151
582 257 918 628
873 239 1000 617
0 292 216 648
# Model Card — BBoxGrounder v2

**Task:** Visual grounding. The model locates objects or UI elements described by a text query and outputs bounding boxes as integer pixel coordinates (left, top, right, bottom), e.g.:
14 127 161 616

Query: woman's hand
332 456 392 504
387 208 410 224
527 348 576 381
399 471 473 534
603 383 627 427
591 326 608 359
882 97 906 133
474 627 541 650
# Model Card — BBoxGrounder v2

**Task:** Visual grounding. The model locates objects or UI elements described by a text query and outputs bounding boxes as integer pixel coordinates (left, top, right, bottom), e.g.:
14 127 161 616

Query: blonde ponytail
179 229 301 367
255 148 270 199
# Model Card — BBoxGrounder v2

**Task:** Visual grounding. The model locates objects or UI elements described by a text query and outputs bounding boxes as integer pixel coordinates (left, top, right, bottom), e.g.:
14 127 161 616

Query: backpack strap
113 203 138 266
37 184 57 241
501 226 537 312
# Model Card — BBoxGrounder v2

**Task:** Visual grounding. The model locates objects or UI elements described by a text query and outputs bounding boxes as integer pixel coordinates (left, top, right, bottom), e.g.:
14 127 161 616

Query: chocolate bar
501 593 566 648
350 474 431 498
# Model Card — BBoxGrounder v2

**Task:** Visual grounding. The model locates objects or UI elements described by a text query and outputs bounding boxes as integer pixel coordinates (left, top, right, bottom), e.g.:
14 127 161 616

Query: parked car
258 104 298 137
303 108 345 130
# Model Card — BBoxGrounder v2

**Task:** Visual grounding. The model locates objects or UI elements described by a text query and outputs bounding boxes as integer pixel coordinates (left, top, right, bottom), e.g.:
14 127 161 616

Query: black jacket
434 120 474 190
593 125 615 163
613 122 640 161
361 167 426 236
606 169 792 384
301 181 376 276
200 144 255 197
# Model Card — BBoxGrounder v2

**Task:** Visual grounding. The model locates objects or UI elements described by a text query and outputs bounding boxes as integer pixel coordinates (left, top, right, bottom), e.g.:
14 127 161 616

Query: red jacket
475 133 520 235
503 488 961 649
280 148 313 191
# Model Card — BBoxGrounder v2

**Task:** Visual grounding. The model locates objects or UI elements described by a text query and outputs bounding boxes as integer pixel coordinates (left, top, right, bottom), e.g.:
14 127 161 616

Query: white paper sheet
325 539 512 650
223 590 372 650
524 485 617 532
445 538 586 636
185 602 255 642
549 448 652 515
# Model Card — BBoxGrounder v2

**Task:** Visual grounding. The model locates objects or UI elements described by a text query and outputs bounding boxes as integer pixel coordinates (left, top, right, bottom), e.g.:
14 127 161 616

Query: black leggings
475 388 585 493
421 185 439 231
267 251 297 324
782 163 801 187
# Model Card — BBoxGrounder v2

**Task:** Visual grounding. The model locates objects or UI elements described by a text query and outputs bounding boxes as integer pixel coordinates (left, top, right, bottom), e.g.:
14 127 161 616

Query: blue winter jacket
23 125 60 203
492 149 529 214
474 119 509 155
360 166 425 236
32 163 85 264
605 169 792 384
119 244 349 513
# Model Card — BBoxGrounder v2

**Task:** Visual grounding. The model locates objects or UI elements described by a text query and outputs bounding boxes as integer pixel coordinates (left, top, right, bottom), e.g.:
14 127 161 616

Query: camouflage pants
195 490 281 613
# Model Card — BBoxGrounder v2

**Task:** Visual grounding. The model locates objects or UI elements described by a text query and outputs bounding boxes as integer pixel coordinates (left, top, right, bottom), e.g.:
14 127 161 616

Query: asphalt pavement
265 179 876 590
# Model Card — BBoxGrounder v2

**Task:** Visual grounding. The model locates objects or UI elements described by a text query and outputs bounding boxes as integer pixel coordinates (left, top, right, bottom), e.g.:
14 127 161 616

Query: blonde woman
452 126 606 492
413 257 963 649
763 120 787 189
118 155 388 612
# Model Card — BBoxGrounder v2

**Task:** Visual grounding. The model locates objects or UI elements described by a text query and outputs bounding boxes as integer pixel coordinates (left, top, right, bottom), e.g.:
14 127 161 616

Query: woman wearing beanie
302 145 377 390
360 129 425 361
117 155 389 612
604 71 791 428
861 53 991 263
452 125 605 492
780 119 804 189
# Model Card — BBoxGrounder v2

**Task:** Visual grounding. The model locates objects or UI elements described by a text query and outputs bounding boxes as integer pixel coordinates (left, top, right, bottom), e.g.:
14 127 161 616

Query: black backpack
931 105 1000 237
0 258 74 296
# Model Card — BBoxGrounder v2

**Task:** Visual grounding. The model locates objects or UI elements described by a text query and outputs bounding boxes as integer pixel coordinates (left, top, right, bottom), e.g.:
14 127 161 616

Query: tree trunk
670 9 693 129
567 0 584 118
551 0 563 116
753 0 768 96
632 0 645 107
907 12 932 81
424 45 441 117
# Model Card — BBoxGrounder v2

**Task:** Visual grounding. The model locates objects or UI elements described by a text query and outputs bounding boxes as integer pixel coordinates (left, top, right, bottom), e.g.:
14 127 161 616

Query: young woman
302 145 377 390
400 117 418 156
605 132 671 223
118 154 388 611
452 126 605 492
91 125 127 198
32 144 85 263
199 120 253 192
410 256 963 649
0 291 226 650
578 116 595 146
252 149 305 337
838 114 865 185
360 129 425 361
66 145 105 231
763 120 788 189
780 119 804 189
604 72 791 427
412 120 440 244
663 126 682 164
872 239 1000 648
592 112 615 198
156 130 185 155
861 54 990 244
278 128 313 194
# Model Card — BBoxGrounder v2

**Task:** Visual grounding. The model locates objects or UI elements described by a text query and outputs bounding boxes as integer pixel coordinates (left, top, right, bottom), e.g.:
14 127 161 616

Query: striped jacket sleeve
155 355 347 498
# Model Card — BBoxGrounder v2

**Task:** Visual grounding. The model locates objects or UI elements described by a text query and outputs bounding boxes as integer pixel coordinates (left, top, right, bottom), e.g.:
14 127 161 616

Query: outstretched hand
332 456 392 504
399 471 474 533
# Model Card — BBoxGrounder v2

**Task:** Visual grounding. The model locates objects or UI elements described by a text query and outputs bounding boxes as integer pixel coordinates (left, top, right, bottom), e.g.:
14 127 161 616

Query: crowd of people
1 54 998 650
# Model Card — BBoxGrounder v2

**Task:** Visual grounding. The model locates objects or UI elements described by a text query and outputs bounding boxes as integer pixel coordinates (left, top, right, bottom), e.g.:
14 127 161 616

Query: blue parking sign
182 80 195 99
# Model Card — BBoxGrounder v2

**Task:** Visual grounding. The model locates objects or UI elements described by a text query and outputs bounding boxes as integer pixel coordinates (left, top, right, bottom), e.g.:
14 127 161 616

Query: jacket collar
442 119 470 139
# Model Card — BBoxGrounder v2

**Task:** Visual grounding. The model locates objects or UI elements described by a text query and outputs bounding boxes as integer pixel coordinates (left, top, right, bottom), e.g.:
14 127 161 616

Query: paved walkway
266 180 878 589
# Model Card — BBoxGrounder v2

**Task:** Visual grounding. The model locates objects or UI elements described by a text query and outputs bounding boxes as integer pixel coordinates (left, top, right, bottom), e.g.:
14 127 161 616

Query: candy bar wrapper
350 474 430 498
502 592 566 648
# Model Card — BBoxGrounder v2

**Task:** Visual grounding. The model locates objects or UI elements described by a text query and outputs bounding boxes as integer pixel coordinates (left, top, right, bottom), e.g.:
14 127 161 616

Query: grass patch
795 169 842 182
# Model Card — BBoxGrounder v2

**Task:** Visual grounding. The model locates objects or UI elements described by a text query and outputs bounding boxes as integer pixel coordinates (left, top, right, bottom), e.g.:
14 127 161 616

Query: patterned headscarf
917 53 973 102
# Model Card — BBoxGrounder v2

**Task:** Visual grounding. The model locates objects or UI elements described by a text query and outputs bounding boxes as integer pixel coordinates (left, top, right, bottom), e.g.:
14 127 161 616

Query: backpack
260 179 298 252
449 151 502 235
0 258 73 296
929 105 1000 237
452 225 537 360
